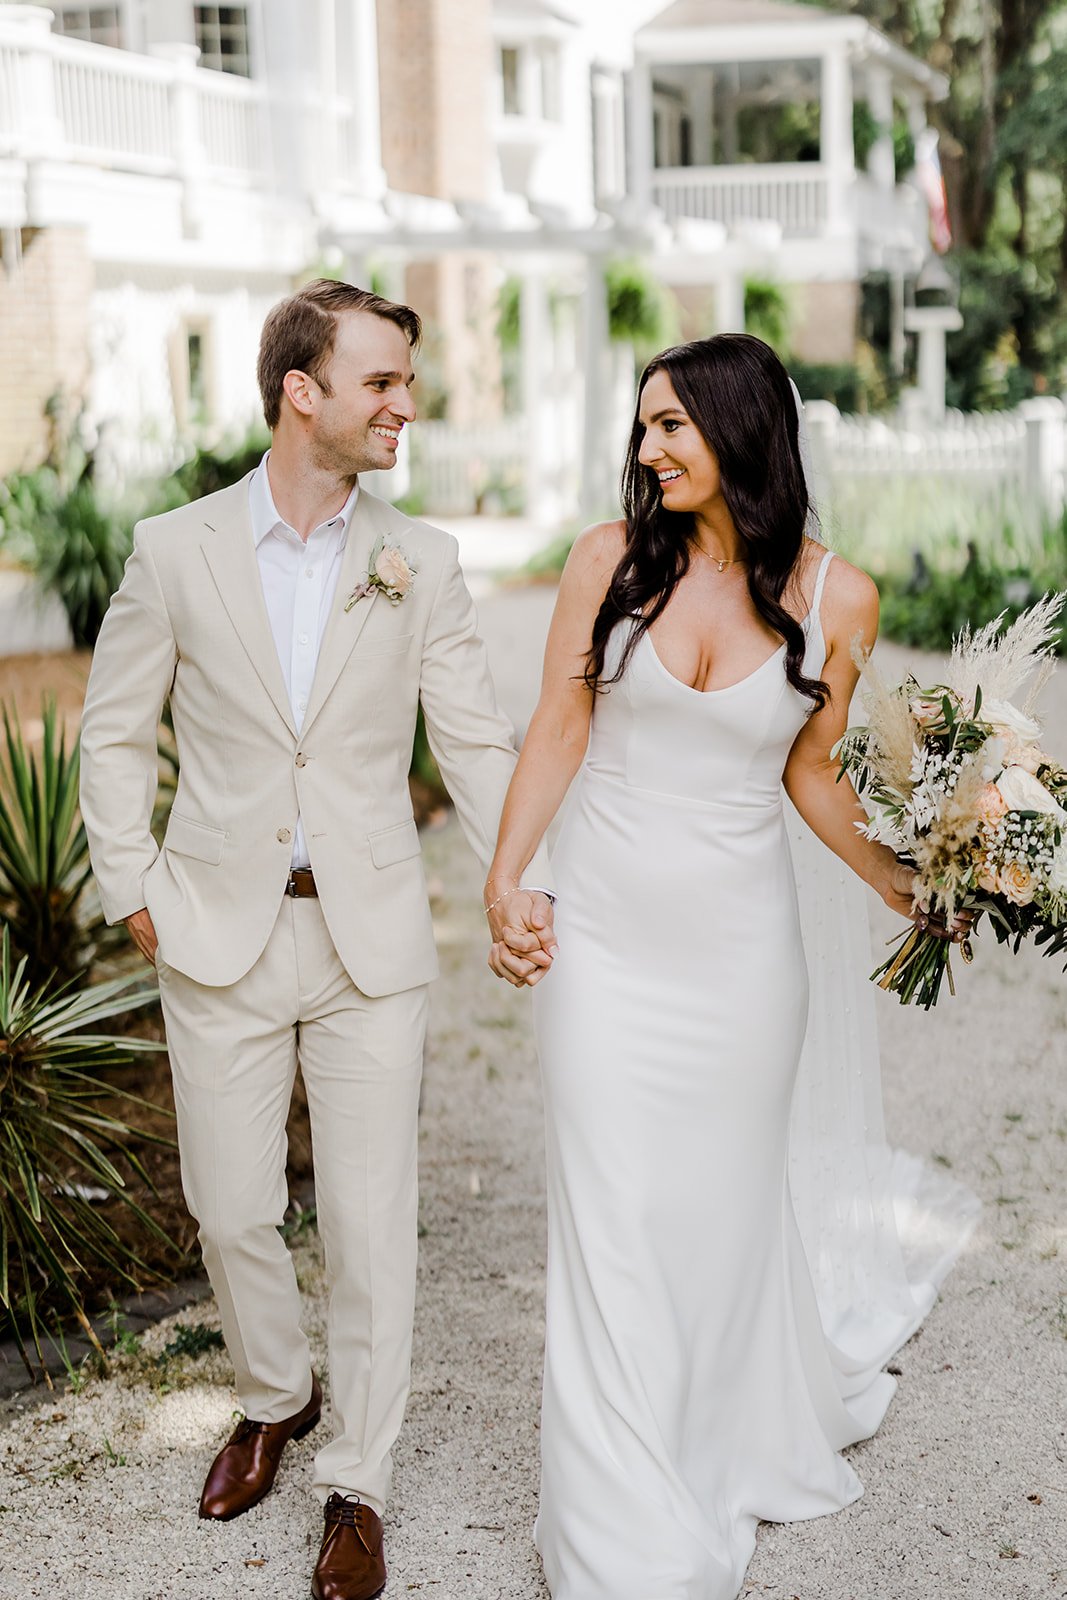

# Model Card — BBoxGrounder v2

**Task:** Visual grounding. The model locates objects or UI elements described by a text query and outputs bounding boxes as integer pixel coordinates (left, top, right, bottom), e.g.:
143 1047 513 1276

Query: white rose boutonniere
345 536 417 611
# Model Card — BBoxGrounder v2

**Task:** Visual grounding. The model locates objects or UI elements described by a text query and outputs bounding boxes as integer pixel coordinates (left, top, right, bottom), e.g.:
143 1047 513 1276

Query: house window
194 5 252 77
51 6 124 48
171 320 214 430
500 47 521 116
186 331 207 413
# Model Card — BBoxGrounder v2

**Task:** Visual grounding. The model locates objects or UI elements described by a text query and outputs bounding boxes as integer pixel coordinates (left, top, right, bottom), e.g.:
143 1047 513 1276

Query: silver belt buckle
285 872 299 898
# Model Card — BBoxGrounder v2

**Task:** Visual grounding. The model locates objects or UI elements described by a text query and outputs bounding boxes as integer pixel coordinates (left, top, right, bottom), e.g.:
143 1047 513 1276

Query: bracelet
484 886 518 916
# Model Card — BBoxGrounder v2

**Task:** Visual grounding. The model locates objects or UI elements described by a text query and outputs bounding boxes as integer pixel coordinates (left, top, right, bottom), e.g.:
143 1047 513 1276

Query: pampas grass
946 590 1065 711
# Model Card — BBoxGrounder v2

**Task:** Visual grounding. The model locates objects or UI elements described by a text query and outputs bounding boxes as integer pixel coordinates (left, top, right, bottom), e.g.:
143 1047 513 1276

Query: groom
80 279 554 1600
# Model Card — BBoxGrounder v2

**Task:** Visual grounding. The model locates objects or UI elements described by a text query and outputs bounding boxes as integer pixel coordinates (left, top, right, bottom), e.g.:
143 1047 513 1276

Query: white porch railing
652 162 829 236
408 418 527 516
0 12 354 191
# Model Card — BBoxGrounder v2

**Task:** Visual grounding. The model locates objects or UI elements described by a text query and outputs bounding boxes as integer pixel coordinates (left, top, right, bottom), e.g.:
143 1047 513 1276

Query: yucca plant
0 926 174 1377
0 699 109 986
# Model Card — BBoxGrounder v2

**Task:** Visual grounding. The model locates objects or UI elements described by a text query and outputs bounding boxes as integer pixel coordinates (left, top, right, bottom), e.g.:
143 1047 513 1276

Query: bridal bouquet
836 592 1067 1007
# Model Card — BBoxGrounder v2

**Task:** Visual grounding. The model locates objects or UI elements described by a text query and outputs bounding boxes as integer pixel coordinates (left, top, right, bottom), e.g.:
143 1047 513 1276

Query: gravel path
1 584 1065 1600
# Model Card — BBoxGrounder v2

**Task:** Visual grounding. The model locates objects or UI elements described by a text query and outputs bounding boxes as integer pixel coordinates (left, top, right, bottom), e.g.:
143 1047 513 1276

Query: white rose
995 764 1067 818
981 698 1041 743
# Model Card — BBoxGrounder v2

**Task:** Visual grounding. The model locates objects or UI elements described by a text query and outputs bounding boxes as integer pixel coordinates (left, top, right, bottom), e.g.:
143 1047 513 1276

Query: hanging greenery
743 278 792 354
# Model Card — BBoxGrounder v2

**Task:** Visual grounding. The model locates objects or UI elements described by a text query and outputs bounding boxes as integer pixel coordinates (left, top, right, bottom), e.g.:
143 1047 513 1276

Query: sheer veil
785 379 980 1387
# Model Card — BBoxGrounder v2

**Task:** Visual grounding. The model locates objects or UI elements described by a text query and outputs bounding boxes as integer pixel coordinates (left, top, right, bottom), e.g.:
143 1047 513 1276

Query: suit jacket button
277 827 292 843
295 753 308 768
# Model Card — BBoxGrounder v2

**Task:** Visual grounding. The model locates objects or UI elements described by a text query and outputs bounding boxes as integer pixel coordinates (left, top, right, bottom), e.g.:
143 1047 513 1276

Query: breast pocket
164 811 226 865
357 632 414 660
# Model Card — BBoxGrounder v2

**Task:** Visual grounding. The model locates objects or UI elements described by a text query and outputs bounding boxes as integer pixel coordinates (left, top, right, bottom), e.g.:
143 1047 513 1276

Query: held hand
883 865 973 943
124 906 159 965
486 888 558 988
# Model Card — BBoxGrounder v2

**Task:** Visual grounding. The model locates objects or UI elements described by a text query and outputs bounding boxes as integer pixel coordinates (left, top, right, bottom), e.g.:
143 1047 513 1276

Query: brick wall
376 0 501 426
0 228 93 475
791 281 859 364
376 0 493 202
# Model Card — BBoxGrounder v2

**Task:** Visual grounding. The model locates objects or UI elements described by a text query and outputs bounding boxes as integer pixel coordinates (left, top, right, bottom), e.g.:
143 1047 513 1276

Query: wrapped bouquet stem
836 593 1067 1008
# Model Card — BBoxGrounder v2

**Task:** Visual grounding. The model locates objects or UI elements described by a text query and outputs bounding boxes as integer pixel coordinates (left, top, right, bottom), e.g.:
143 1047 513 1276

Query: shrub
0 928 173 1375
0 467 131 648
790 361 862 413
876 542 1066 655
0 700 114 987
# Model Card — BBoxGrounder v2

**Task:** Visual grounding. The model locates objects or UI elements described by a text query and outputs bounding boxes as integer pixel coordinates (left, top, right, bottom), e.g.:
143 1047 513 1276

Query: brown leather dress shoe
198 1373 322 1520
311 1493 386 1600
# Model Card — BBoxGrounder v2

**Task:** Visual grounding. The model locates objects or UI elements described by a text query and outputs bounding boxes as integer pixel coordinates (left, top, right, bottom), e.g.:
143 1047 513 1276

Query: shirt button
297 697 307 710
298 632 309 645
277 827 292 843
295 753 308 768
305 567 314 578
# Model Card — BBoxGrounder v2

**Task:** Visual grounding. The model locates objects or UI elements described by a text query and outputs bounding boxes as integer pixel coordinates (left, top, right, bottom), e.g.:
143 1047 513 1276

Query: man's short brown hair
257 279 422 429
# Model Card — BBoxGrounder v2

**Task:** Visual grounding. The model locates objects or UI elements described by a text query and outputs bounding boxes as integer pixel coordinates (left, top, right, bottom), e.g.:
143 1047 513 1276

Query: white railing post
1018 397 1067 521
149 41 204 234
7 6 63 159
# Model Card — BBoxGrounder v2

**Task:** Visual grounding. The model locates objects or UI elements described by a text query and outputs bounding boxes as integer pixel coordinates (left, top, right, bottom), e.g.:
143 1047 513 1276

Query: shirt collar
248 451 360 548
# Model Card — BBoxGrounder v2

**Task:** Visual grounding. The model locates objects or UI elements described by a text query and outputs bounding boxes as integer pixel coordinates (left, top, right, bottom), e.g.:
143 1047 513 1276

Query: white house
0 0 386 479
0 0 952 521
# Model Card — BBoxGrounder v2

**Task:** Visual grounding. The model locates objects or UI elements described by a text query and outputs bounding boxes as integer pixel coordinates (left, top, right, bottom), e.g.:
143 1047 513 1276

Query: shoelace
325 1493 364 1528
233 1417 272 1441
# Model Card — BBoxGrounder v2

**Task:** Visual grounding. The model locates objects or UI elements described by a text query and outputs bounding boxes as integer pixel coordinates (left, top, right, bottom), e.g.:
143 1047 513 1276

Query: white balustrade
0 14 285 186
652 163 829 236
50 35 172 171
408 419 527 515
195 72 266 178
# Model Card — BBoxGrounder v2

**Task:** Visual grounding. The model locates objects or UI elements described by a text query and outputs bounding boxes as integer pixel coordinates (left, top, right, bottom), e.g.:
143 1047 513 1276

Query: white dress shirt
249 453 360 869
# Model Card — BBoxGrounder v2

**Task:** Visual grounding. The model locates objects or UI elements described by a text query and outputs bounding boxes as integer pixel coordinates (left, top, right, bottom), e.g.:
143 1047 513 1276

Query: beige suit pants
157 895 428 1514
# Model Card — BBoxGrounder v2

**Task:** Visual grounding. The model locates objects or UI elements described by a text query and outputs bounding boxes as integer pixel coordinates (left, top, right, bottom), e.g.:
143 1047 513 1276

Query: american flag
915 127 952 254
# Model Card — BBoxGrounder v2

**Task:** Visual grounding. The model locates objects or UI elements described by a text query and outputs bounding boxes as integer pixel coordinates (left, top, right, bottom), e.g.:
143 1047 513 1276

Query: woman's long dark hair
584 333 828 709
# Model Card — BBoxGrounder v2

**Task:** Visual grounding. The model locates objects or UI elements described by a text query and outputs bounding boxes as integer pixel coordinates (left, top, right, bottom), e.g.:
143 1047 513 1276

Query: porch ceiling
644 0 831 25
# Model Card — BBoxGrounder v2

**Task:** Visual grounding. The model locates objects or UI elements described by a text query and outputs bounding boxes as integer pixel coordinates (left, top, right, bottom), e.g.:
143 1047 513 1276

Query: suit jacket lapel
199 478 298 737
301 491 382 736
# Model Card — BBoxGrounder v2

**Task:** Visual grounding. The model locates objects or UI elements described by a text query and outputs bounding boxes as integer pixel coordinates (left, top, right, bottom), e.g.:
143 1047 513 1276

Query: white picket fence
805 398 1066 529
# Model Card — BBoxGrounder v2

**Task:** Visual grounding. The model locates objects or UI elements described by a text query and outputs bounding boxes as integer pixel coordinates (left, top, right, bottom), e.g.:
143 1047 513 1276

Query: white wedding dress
532 549 979 1600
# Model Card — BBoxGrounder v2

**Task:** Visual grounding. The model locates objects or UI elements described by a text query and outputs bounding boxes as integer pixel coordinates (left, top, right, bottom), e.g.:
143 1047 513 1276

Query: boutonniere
345 536 417 611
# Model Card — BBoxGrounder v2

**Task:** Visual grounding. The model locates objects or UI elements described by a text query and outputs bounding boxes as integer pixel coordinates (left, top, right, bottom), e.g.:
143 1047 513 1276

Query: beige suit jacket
80 475 550 994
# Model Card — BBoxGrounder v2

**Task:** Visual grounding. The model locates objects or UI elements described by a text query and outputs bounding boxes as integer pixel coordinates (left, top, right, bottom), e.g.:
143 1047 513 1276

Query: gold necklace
693 544 746 574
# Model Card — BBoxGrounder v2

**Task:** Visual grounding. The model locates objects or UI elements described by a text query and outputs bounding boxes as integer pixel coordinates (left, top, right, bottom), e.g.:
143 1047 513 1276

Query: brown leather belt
285 868 318 899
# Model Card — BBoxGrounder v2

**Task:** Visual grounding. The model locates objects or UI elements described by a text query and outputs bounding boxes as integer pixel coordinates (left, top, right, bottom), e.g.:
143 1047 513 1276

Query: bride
483 335 976 1600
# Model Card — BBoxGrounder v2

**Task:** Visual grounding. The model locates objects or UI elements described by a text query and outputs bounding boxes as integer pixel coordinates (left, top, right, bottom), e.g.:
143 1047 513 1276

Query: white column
627 58 654 212
865 62 895 190
580 256 613 522
904 86 927 145
521 268 557 524
820 46 855 234
714 270 744 334
687 68 714 167
348 0 386 197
